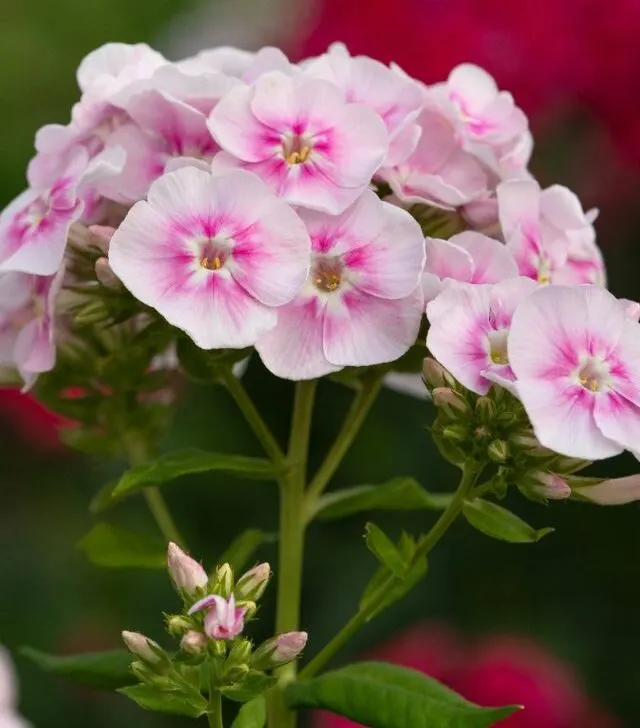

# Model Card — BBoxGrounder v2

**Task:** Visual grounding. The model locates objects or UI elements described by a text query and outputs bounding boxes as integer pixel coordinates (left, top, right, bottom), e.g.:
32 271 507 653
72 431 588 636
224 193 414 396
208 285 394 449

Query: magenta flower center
281 132 313 166
577 356 610 393
311 256 344 293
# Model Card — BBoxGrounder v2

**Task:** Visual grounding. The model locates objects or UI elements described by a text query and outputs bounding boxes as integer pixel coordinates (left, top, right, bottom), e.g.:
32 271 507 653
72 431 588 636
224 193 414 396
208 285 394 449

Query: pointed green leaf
21 647 136 690
118 684 208 718
111 448 278 500
221 673 276 702
216 529 277 574
463 499 554 543
285 662 520 728
359 557 427 620
231 696 267 728
77 523 166 569
314 478 452 521
365 523 408 578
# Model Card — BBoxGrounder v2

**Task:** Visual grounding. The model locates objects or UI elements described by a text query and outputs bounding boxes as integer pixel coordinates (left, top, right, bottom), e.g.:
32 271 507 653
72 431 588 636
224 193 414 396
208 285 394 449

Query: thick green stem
207 676 223 728
306 374 383 504
219 366 286 466
300 462 480 679
270 381 317 728
124 435 186 547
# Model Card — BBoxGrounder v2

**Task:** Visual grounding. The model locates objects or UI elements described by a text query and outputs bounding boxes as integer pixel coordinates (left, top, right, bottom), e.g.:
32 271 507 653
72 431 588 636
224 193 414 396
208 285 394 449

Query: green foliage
285 662 520 728
118 683 208 718
21 647 136 690
462 498 554 543
220 672 276 702
77 523 167 568
314 478 452 521
108 448 278 502
231 696 267 728
365 523 410 577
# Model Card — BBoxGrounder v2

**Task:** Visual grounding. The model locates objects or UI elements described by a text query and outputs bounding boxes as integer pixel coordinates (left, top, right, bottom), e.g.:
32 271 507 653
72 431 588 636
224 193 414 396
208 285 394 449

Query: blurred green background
1 1 640 726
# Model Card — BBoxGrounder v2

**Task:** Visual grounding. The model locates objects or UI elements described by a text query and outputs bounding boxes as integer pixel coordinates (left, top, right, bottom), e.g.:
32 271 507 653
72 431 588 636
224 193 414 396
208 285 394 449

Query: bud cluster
423 357 593 503
121 543 307 711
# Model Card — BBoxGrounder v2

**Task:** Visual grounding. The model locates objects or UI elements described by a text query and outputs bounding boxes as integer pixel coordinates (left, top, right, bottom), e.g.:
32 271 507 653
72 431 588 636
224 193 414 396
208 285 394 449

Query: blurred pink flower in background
312 624 621 728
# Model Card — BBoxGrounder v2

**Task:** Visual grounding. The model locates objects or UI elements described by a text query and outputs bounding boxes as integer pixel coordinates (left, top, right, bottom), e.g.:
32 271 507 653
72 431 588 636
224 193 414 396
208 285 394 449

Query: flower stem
124 434 186 547
299 462 480 679
219 366 286 466
270 380 317 728
208 674 224 728
305 373 383 505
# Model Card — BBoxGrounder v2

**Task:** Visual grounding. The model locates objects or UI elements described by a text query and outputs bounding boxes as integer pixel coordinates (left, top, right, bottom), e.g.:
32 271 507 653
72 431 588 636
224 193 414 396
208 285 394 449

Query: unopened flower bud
235 563 271 601
75 299 108 326
530 472 571 500
166 615 192 636
122 631 163 664
442 424 468 442
422 357 448 389
226 663 250 683
475 396 496 423
180 631 209 655
167 542 208 594
509 430 549 457
95 257 121 290
551 455 592 474
237 600 257 620
215 563 234 597
432 387 468 418
87 224 116 253
228 639 253 665
251 632 308 670
487 439 509 463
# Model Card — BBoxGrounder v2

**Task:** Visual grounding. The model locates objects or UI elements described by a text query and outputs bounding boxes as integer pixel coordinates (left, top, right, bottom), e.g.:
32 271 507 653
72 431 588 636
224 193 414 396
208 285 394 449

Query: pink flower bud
432 387 468 417
422 357 448 389
576 474 640 505
167 542 208 594
87 224 116 253
95 257 121 290
235 563 271 601
180 631 208 654
122 631 162 664
252 632 308 669
531 472 571 500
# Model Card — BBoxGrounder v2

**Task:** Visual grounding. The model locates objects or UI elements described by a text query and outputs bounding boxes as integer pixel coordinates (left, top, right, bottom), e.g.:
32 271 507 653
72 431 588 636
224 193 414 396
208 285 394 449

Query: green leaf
90 480 122 514
285 662 520 728
21 647 136 690
231 696 267 728
110 448 278 500
77 523 166 569
365 523 408 578
118 684 208 718
314 478 452 521
221 672 276 702
217 529 276 574
462 499 554 544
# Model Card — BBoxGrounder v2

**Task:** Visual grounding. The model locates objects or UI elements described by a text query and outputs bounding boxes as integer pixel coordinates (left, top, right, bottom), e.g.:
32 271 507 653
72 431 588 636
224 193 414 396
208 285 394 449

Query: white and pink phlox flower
0 149 86 275
380 103 488 209
0 646 30 728
178 46 294 84
435 64 528 149
103 89 219 202
208 71 388 214
509 285 640 460
188 594 246 640
497 179 604 285
76 42 167 104
427 277 538 395
421 231 518 302
108 166 311 350
304 42 424 166
0 267 63 389
256 190 425 380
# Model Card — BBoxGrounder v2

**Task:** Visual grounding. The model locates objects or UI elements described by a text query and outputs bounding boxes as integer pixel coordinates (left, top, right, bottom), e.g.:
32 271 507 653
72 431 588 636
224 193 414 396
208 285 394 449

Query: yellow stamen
490 349 508 365
285 145 312 165
579 375 599 392
200 256 223 271
314 271 341 292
